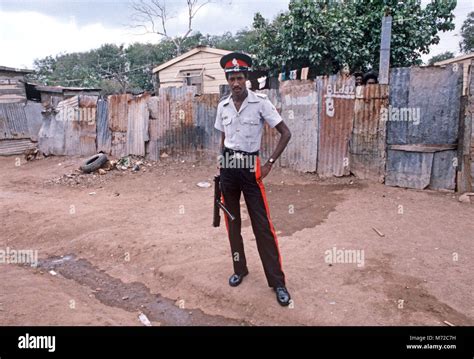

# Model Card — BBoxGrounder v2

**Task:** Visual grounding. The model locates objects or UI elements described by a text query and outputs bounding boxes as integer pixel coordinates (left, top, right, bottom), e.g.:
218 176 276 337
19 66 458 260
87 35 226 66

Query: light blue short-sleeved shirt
214 90 282 153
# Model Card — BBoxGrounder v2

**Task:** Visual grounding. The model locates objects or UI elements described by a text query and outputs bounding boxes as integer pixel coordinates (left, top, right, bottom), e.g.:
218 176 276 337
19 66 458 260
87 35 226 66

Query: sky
0 0 472 69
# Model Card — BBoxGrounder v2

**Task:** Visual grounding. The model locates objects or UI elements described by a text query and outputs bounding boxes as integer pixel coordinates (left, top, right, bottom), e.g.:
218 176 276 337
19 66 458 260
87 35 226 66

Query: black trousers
220 154 285 288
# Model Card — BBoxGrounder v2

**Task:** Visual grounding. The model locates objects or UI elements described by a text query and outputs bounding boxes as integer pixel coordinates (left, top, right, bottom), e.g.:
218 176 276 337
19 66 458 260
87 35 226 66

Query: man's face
366 78 376 85
355 76 363 86
227 72 247 96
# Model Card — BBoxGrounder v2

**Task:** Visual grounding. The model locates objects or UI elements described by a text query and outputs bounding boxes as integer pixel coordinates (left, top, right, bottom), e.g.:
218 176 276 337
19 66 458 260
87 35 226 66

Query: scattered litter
88 192 96 195
138 312 152 327
197 181 211 188
443 320 455 327
372 227 385 237
122 296 129 301
48 270 57 276
458 193 473 204
329 301 336 305
98 169 107 175
160 153 169 158
50 255 73 265
117 156 131 168
133 164 140 172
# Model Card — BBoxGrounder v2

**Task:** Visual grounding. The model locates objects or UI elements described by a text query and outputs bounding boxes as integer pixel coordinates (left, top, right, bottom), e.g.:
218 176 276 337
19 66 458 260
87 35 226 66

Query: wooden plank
388 144 457 152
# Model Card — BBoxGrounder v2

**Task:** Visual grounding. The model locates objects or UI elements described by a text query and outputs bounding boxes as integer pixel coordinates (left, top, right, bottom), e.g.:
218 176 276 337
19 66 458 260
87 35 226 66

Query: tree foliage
427 51 454 65
29 30 256 94
460 11 474 53
251 0 457 75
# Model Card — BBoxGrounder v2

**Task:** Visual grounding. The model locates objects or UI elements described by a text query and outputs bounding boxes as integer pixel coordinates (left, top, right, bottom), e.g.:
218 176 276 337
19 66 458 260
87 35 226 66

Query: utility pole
379 13 392 85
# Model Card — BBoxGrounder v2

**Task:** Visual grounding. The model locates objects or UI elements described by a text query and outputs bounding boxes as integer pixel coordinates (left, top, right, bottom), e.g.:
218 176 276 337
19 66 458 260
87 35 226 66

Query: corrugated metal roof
0 103 30 139
317 75 355 177
350 84 389 182
35 85 101 93
0 66 33 74
153 46 231 73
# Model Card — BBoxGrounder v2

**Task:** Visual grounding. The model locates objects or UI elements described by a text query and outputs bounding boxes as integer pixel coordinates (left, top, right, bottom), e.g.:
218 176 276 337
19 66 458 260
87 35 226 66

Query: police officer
214 52 292 306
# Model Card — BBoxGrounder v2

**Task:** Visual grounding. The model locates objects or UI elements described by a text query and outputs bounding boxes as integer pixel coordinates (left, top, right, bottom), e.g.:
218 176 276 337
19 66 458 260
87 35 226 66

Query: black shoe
274 287 291 306
229 270 249 287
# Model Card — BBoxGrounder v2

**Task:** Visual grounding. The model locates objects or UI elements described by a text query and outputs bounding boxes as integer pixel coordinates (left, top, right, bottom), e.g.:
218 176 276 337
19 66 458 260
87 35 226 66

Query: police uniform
214 53 286 290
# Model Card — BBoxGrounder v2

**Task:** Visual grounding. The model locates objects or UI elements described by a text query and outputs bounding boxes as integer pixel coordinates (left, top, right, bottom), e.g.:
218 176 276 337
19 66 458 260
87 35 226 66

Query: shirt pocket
222 116 232 126
241 117 260 126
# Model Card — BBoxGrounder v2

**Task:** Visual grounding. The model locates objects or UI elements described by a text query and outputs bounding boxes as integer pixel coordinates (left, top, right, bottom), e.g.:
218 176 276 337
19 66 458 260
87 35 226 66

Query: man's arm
260 121 291 179
221 132 225 152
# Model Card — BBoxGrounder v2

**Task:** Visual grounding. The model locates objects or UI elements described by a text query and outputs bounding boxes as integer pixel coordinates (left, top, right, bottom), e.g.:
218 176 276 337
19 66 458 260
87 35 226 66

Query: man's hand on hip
260 162 272 180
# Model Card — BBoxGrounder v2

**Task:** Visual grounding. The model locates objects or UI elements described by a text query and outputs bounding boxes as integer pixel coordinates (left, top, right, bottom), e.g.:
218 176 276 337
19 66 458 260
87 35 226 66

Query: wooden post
379 16 392 85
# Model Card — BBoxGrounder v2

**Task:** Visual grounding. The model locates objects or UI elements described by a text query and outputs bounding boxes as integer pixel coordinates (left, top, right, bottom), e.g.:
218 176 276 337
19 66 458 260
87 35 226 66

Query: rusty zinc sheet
24 101 43 142
258 89 280 163
96 98 111 154
126 93 150 157
147 92 169 161
0 138 35 155
278 81 318 172
111 131 127 158
317 74 356 177
195 93 220 158
151 86 197 157
108 94 132 132
0 103 30 139
386 65 463 190
64 95 97 156
38 95 97 156
350 84 389 182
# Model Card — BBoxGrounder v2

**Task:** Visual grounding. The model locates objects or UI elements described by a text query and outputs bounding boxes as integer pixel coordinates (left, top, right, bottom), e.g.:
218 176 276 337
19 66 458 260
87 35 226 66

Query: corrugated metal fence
31 65 472 192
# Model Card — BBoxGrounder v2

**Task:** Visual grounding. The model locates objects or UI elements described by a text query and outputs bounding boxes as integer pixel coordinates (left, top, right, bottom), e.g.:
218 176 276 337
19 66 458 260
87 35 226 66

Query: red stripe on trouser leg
221 194 230 234
255 157 284 272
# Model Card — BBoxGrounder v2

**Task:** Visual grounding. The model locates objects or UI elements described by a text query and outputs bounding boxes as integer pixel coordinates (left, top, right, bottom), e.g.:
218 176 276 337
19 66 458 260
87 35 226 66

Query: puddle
243 182 362 237
37 255 249 326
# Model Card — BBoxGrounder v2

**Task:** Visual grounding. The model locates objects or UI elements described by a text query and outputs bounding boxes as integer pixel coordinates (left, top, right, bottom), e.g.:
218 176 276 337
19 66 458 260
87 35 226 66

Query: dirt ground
0 154 473 326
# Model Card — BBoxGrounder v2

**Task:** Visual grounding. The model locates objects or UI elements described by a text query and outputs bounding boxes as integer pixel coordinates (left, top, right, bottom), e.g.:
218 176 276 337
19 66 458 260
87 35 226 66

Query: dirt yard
0 154 473 326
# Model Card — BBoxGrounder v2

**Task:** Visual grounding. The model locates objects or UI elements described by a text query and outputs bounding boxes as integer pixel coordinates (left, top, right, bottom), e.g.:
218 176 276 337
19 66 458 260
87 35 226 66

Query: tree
130 0 212 55
251 0 457 75
427 51 455 65
460 11 474 53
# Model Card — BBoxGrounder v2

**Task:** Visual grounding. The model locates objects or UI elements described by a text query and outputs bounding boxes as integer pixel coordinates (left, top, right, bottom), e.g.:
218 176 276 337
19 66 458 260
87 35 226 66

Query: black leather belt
224 147 259 156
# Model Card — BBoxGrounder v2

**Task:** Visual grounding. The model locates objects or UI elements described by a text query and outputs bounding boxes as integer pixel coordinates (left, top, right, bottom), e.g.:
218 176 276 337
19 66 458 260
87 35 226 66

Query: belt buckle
233 152 244 161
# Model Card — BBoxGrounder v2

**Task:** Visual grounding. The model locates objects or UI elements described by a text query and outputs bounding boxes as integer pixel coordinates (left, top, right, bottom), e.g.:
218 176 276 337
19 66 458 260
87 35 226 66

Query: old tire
81 153 108 173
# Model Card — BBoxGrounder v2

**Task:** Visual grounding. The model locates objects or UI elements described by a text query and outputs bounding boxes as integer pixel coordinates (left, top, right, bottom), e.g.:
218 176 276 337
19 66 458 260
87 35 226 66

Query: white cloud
0 0 471 69
0 10 159 68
